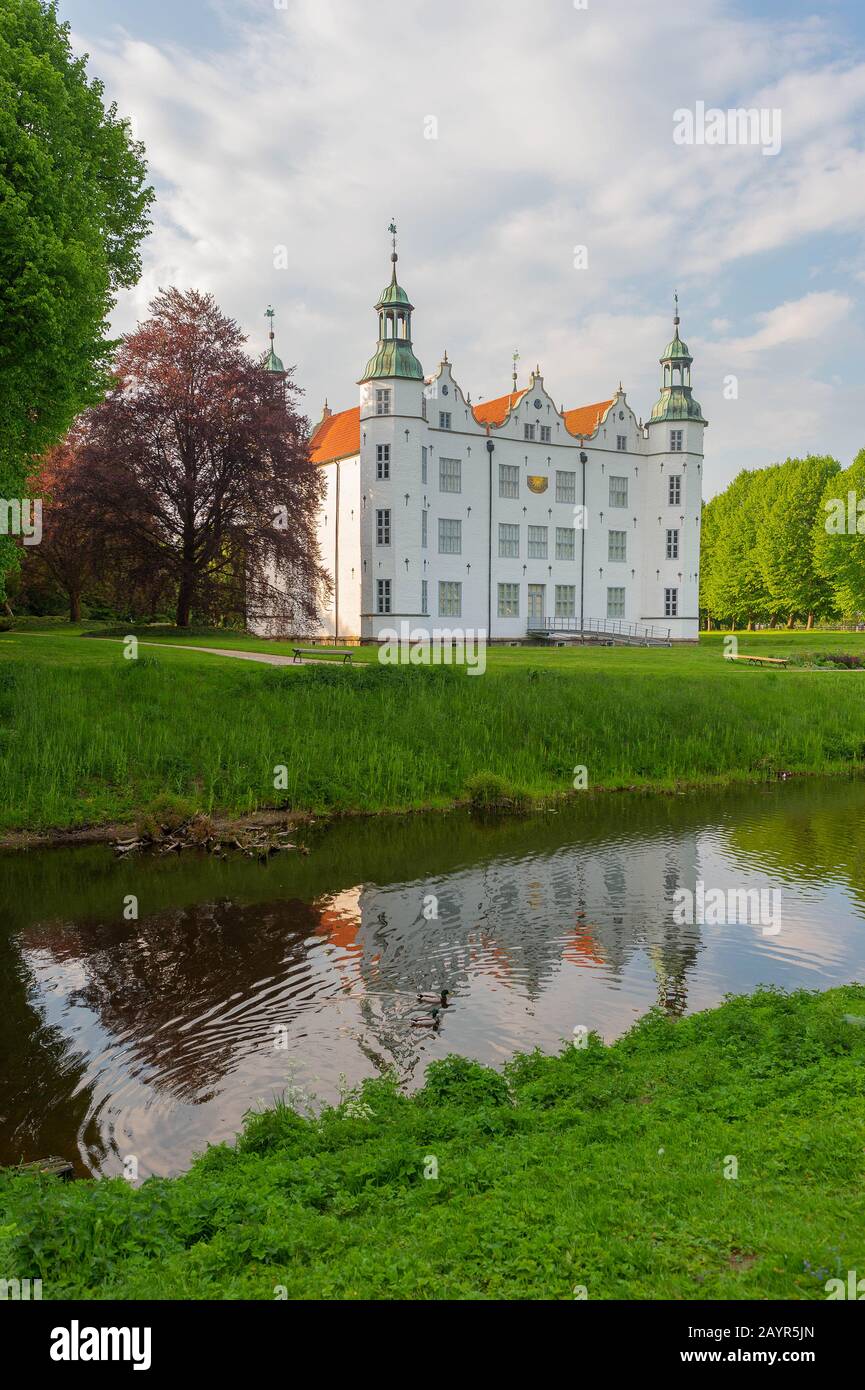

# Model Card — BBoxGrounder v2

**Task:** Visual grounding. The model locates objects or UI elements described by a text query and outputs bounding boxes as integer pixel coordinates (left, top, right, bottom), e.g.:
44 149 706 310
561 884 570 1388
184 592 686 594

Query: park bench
292 647 353 665
725 653 787 669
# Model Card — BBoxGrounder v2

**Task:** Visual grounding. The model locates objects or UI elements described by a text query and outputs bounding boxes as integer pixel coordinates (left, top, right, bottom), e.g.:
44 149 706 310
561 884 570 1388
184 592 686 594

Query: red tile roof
309 394 614 461
563 399 613 438
471 389 528 426
310 406 360 464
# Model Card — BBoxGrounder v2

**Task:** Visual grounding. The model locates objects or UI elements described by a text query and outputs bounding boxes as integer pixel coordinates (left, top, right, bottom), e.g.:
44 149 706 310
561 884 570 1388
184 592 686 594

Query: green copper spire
264 304 285 374
650 294 707 425
359 222 424 383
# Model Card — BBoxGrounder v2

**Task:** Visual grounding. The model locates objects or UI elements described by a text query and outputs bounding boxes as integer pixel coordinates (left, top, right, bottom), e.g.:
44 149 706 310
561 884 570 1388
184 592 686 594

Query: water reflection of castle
319 830 703 1018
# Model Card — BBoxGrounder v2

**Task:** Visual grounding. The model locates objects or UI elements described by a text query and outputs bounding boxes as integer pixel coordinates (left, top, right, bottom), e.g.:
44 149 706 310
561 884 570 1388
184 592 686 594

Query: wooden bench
725 653 787 668
292 647 353 665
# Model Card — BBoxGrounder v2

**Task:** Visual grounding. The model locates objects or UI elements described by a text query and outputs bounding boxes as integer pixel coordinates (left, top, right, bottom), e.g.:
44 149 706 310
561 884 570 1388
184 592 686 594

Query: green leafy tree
0 0 153 599
756 456 840 628
701 468 776 628
813 449 865 617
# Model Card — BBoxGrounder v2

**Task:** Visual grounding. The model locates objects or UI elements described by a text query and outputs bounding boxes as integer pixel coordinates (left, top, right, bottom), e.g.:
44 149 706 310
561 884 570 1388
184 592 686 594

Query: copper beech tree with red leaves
76 288 328 628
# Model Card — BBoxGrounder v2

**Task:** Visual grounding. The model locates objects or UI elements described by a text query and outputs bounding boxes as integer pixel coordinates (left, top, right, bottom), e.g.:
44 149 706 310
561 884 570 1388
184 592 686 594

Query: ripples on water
1 780 864 1177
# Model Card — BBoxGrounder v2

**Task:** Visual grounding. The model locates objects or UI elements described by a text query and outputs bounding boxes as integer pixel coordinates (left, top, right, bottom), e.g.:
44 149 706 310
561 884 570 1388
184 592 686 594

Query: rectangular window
375 389 391 416
524 423 535 441
421 445 428 484
617 434 627 451
609 476 628 508
670 429 683 452
376 508 391 545
499 523 519 559
439 580 461 618
556 470 576 504
439 456 461 493
528 525 548 559
555 585 576 618
497 583 520 618
608 529 627 562
421 509 428 549
664 587 679 618
438 517 461 554
376 443 390 480
439 411 452 430
499 463 519 499
666 528 679 561
555 527 575 561
421 579 428 615
540 425 552 444
376 578 391 614
668 473 681 505
607 586 625 619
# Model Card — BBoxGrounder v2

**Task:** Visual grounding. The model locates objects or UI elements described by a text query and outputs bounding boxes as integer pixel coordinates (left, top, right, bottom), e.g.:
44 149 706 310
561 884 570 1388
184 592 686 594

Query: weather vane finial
674 290 680 328
388 220 398 263
512 348 520 394
265 303 275 345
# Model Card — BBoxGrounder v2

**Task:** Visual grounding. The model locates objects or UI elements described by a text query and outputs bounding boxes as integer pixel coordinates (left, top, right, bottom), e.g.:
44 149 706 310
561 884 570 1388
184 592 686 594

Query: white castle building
256 235 706 643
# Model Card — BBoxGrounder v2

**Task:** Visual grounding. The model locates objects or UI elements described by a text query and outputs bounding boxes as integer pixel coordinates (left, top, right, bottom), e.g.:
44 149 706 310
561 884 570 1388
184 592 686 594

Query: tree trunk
786 614 795 629
806 612 814 630
769 614 777 629
69 590 81 623
747 617 754 631
176 580 193 628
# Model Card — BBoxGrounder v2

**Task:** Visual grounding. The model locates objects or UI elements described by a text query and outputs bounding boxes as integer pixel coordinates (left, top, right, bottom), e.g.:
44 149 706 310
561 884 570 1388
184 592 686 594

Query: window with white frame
670 429 683 452
439 580 461 617
668 473 681 505
421 445 428 484
421 509 428 549
555 527 575 561
524 423 535 442
498 583 519 618
617 434 627 451
555 585 576 618
664 587 678 618
499 523 519 558
421 579 428 615
376 508 390 545
666 528 679 560
609 476 628 508
607 587 625 619
556 470 576 504
528 525 548 559
499 463 519 498
376 578 391 613
540 425 552 443
438 517 461 554
608 529 627 562
375 389 391 416
376 444 390 480
439 456 461 492
439 411 452 430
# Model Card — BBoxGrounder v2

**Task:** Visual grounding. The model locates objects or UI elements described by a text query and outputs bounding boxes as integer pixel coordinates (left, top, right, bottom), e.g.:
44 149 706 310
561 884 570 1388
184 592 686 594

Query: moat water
2 779 864 1178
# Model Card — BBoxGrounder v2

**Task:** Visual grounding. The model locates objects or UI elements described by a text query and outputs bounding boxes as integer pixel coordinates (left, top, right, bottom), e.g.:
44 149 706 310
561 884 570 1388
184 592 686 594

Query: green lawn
2 623 865 835
2 986 863 1299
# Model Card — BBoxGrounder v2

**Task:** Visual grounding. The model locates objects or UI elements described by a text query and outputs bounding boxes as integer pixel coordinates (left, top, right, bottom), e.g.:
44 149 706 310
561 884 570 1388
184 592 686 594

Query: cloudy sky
60 0 865 495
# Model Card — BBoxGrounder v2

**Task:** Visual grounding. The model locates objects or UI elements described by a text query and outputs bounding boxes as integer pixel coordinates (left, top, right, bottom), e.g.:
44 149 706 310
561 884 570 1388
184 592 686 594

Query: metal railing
526 616 672 645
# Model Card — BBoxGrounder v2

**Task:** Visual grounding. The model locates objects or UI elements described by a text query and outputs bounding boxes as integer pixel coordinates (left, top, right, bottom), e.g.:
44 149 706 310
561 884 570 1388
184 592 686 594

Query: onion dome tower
650 295 707 426
359 222 424 383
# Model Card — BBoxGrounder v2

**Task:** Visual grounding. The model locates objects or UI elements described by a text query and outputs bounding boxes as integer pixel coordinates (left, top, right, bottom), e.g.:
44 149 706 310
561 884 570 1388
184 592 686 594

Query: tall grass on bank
2 986 864 1299
2 633 865 833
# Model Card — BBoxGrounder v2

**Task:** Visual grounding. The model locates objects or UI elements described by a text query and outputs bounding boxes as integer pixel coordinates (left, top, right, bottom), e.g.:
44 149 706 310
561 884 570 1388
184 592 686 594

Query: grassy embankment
2 622 865 835
1 986 863 1299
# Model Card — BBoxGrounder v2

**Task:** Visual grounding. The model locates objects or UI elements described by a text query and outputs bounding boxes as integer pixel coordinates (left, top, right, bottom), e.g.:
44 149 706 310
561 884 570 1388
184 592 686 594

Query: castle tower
359 225 426 639
644 298 706 640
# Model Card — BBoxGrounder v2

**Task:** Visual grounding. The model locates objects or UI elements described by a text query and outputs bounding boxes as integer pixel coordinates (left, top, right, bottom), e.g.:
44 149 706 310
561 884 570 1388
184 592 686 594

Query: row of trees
700 452 865 629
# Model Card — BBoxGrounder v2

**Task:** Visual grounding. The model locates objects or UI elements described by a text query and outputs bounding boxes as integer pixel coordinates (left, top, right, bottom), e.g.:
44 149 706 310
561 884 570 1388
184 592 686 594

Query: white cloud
68 0 865 491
